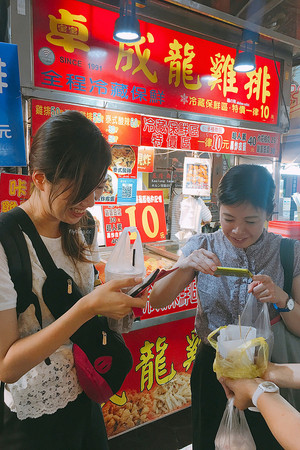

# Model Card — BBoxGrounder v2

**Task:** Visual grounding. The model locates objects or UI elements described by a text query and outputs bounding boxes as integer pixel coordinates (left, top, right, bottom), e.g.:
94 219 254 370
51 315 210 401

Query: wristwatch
252 381 279 407
274 297 295 312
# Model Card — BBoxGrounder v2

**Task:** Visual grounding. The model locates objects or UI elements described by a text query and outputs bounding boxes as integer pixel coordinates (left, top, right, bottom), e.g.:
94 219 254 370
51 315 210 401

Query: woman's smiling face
220 202 267 249
40 177 106 226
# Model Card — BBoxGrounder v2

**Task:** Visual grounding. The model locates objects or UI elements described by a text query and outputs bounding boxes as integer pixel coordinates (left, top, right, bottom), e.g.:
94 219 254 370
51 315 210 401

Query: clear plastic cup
105 271 144 333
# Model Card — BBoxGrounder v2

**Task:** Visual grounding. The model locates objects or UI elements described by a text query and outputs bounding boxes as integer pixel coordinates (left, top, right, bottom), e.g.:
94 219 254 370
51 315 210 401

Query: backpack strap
0 209 43 434
8 207 58 277
0 211 42 324
9 207 97 276
280 238 296 297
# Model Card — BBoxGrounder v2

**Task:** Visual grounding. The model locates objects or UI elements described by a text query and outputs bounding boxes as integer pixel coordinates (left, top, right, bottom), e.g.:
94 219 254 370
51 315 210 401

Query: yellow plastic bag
207 326 269 379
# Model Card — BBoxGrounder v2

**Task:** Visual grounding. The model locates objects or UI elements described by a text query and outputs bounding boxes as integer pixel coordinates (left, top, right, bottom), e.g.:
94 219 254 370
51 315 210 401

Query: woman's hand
177 249 221 276
248 274 288 307
219 376 262 410
86 277 147 319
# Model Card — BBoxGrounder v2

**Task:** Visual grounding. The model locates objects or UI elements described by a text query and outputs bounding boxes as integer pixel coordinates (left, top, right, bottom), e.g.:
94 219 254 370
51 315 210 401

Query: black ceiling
191 0 299 41
176 0 300 62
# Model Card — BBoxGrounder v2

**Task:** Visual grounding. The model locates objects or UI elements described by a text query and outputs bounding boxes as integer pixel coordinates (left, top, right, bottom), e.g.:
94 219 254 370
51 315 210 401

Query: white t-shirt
0 229 100 420
179 196 212 233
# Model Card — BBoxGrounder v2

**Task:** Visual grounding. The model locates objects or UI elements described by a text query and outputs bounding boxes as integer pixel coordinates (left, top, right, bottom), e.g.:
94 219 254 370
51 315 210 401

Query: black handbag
0 207 133 412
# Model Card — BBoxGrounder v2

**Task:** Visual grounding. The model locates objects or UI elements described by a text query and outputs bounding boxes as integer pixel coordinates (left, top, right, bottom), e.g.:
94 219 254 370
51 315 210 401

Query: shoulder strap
8 207 58 277
280 237 296 296
0 210 42 324
0 208 43 433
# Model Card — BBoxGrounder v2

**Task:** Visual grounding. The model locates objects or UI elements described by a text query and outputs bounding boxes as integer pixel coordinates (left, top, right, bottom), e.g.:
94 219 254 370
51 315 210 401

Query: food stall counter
96 242 198 438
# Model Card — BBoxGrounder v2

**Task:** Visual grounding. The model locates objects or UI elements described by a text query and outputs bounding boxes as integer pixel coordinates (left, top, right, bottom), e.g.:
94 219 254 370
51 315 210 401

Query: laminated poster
182 157 211 197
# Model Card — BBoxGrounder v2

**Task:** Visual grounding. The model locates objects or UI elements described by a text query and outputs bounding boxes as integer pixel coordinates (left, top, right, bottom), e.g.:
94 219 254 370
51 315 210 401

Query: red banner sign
101 190 167 246
0 174 31 212
32 0 280 125
102 316 198 437
141 116 280 157
31 99 141 146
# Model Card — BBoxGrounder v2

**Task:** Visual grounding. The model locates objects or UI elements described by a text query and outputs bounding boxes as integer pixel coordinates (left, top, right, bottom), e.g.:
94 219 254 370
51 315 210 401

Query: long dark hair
217 164 275 218
29 110 112 261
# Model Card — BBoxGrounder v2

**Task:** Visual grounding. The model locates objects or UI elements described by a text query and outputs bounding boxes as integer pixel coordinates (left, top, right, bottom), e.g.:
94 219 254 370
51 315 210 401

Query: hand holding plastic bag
208 293 273 379
215 398 256 450
105 227 146 333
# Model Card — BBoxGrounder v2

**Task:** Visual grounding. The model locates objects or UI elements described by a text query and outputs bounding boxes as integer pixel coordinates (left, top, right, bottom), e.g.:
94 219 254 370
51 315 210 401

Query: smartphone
127 268 160 297
214 266 253 278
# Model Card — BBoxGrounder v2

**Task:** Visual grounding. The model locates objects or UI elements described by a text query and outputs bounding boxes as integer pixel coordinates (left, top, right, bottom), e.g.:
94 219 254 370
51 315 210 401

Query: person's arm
0 276 146 384
263 362 300 388
149 247 221 309
248 273 300 337
220 377 300 450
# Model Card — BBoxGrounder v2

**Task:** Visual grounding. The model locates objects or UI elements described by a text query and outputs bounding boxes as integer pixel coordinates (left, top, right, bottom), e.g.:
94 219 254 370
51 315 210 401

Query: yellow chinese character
1 200 18 212
164 39 201 90
221 102 228 111
36 105 43 115
115 32 157 83
155 337 176 385
183 330 201 371
46 9 90 53
108 391 127 406
209 53 238 97
135 341 155 391
138 153 145 166
144 154 151 166
198 98 205 107
205 137 212 147
9 179 27 198
244 66 271 104
44 106 51 116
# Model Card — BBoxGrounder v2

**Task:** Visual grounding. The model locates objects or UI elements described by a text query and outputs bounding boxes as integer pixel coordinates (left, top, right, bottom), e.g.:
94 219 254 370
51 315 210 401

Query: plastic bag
215 398 256 450
208 293 273 379
240 293 274 354
105 227 146 333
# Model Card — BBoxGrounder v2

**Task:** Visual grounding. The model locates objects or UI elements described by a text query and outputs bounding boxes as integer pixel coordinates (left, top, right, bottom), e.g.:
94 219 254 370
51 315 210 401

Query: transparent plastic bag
105 227 145 333
215 398 256 450
240 293 274 354
208 293 273 379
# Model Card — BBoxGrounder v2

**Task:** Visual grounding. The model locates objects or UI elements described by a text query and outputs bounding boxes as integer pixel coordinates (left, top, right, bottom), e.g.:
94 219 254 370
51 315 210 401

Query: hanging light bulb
233 30 259 73
113 0 141 43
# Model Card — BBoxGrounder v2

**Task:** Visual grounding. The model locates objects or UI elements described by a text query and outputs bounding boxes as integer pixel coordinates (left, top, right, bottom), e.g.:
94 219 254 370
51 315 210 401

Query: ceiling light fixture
113 0 141 43
233 29 259 73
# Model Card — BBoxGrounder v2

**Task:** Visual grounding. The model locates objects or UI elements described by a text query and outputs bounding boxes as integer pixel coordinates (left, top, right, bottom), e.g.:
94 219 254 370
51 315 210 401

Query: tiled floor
108 407 192 450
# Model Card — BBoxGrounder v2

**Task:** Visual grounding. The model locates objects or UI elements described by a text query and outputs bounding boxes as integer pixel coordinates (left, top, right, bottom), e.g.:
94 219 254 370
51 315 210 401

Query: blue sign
117 178 137 205
0 42 26 166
